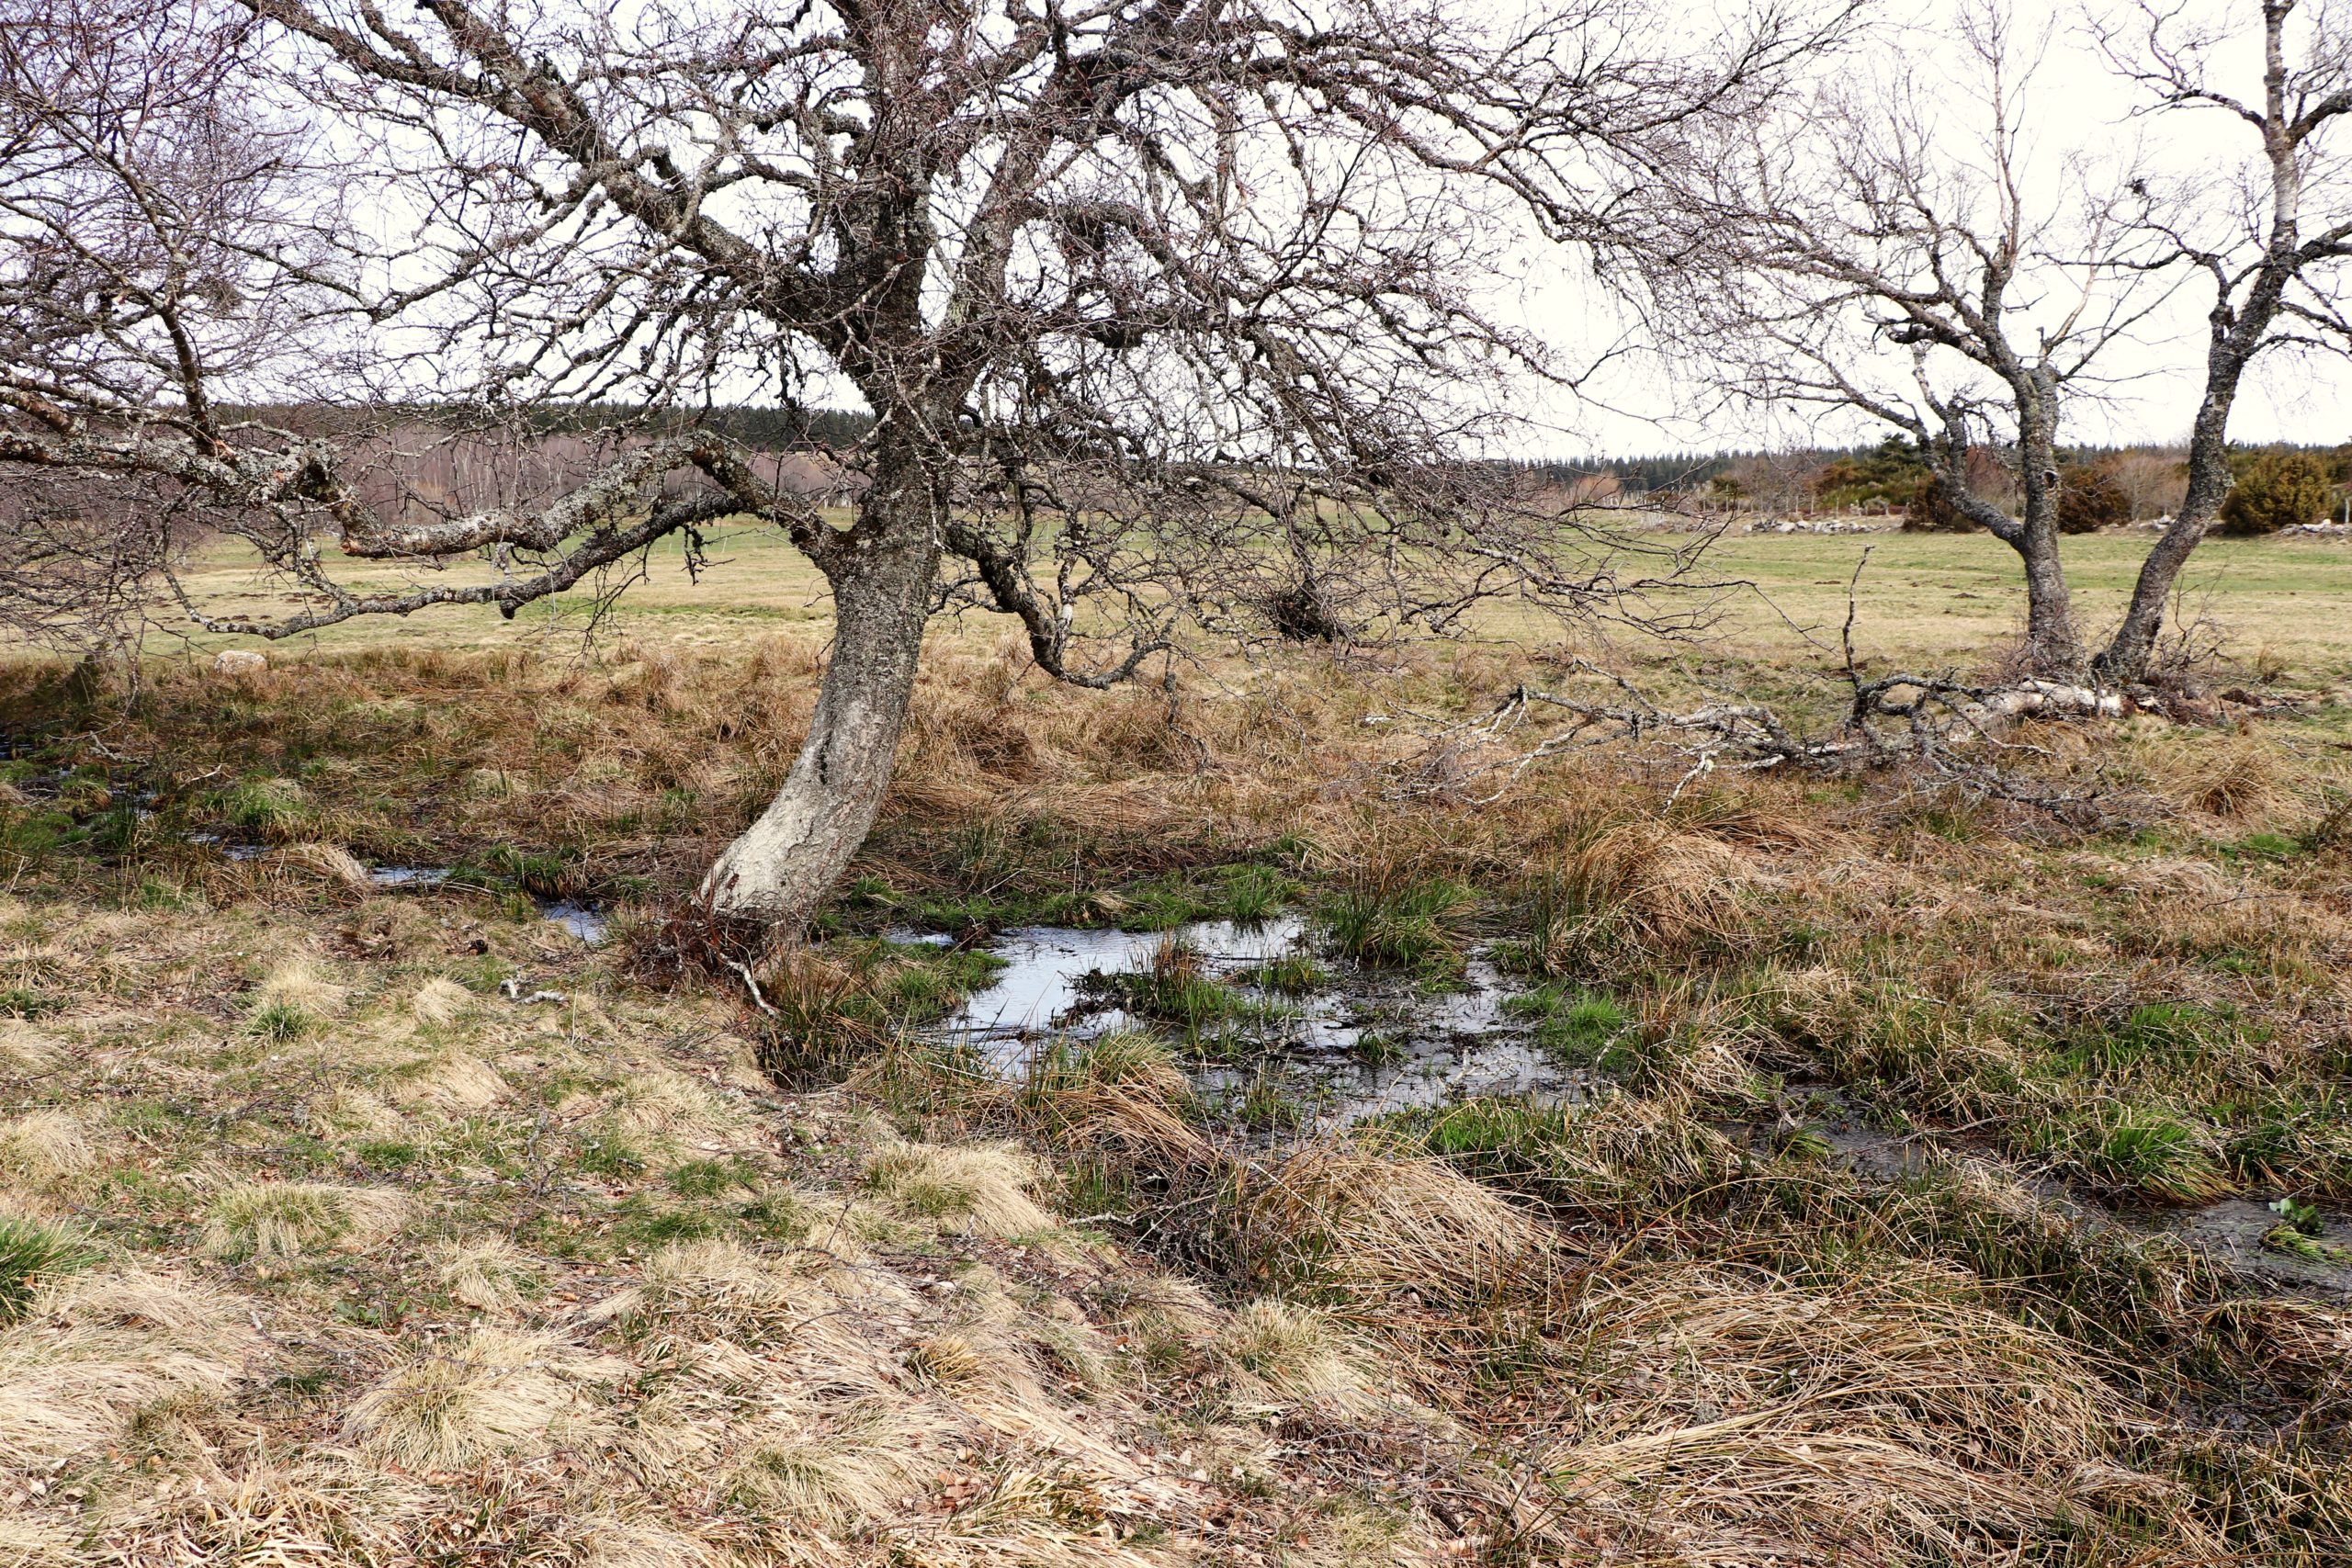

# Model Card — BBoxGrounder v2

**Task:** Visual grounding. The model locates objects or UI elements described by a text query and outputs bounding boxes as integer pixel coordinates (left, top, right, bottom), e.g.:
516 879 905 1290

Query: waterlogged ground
926 914 1594 1133
8 637 2352 1562
883 913 2352 1292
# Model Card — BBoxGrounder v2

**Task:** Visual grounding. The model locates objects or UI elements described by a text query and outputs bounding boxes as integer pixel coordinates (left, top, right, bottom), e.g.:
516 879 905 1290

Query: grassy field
2 538 2351 1565
155 523 2352 682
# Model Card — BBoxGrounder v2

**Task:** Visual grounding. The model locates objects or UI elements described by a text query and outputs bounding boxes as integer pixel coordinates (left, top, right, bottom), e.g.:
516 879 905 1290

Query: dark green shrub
2219 449 2334 536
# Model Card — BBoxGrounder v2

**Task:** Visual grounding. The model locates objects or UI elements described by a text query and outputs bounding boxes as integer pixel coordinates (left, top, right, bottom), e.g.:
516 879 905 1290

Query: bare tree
1626 4 2165 675
0 0 331 651
0 0 1844 937
2093 0 2352 679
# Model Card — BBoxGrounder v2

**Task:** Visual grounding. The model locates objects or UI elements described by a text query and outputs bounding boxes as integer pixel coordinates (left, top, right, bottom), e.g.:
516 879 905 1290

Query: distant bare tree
2092 0 2352 679
0 0 1846 937
1626 3 2165 675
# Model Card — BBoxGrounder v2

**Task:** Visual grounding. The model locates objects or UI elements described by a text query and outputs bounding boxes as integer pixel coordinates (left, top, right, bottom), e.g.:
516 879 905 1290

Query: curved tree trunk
2098 324 2257 682
2098 360 2249 682
698 491 940 937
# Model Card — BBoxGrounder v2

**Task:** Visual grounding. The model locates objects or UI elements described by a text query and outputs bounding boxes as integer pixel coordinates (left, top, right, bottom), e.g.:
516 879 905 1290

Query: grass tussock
343 1327 600 1468
202 1180 406 1264
1226 1144 1566 1312
0 1269 258 1470
722 1398 942 1529
0 1110 94 1185
1528 1260 2163 1563
862 1139 1054 1239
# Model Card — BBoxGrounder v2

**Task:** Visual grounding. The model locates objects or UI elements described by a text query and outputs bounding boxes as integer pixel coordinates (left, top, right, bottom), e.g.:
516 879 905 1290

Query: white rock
213 649 267 676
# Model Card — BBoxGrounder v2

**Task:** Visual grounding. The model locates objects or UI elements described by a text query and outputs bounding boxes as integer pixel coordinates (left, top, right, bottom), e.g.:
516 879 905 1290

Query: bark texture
697 495 940 931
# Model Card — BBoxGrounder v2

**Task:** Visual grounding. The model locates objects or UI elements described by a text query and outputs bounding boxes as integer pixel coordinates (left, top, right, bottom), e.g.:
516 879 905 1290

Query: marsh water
930 913 1595 1132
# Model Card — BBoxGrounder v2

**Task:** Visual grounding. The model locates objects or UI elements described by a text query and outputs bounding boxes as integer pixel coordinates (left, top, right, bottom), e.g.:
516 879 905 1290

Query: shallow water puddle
942 916 1307 1046
2138 1197 2352 1292
537 897 609 945
368 864 451 888
938 916 1590 1129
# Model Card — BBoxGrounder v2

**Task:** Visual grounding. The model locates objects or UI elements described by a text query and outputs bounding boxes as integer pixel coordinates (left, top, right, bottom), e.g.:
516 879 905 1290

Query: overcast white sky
1509 0 2352 457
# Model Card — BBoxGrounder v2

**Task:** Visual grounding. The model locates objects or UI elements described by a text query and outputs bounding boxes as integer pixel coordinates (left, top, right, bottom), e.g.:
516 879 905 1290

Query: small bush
2219 449 2335 536
2056 461 2132 534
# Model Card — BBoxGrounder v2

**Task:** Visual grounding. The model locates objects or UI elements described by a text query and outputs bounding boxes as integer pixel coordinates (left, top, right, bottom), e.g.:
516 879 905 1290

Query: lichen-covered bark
696 485 939 934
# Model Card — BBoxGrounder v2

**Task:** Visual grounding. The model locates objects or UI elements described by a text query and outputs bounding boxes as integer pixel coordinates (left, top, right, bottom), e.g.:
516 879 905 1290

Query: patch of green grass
0 987 60 1020
1320 878 1474 975
615 1203 727 1248
866 942 1006 1024
1244 953 1328 994
248 1000 313 1043
2223 831 2301 863
736 1192 812 1242
755 937 1005 1087
1079 946 1290 1045
574 1131 648 1179
1504 985 1629 1066
2068 1002 2244 1073
0 807 75 861
0 1215 97 1324
215 776 310 839
134 875 198 911
1212 863 1294 923
1235 1070 1306 1132
2048 1105 2233 1204
669 1157 760 1198
462 843 588 899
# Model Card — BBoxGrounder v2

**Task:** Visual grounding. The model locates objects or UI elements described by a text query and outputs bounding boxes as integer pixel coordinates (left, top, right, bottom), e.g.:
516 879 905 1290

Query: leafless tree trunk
0 0 1849 938
2094 0 2352 680
697 489 939 928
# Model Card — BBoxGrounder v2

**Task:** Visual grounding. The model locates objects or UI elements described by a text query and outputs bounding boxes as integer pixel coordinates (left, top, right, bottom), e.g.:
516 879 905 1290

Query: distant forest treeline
213 403 2348 526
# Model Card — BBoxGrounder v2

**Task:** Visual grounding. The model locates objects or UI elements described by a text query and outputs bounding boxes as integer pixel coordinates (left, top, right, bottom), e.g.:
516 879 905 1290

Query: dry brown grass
2145 728 2301 819
251 954 346 1018
590 1237 832 1350
390 1047 513 1111
343 1326 606 1468
200 1179 406 1264
269 840 372 890
863 1139 1056 1239
1521 1260 2192 1564
412 976 474 1025
721 1397 945 1531
430 1235 537 1314
0 1269 258 1472
1227 1144 1568 1313
0 1111 94 1185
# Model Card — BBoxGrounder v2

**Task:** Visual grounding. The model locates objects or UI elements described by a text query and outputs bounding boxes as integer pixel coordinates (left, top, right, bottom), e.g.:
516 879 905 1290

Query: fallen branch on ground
1374 660 2136 818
